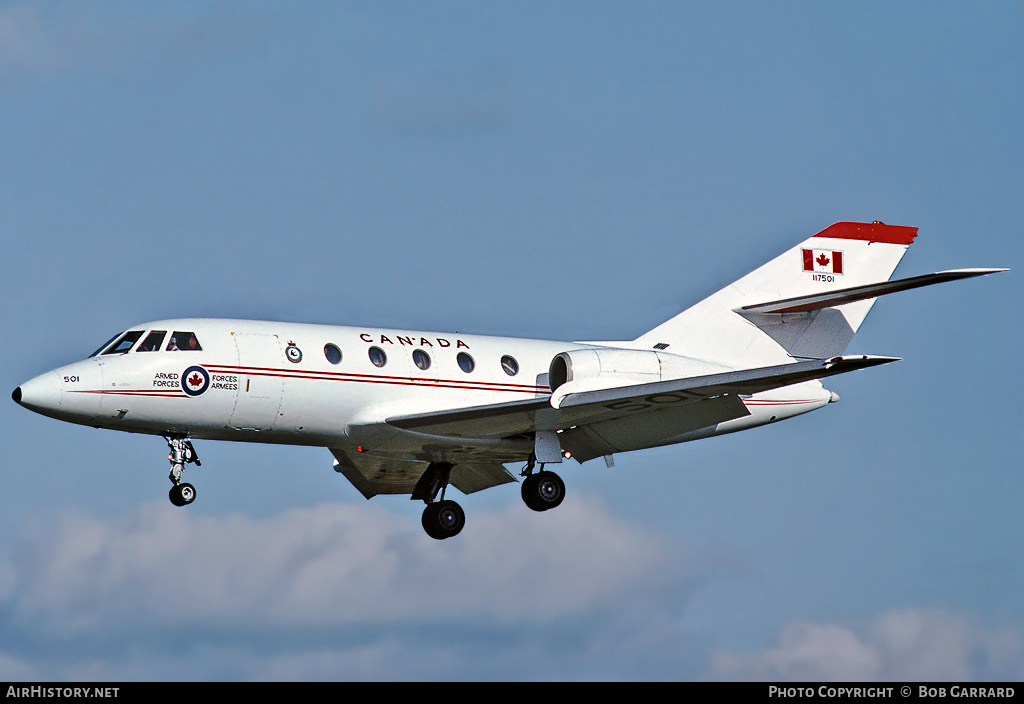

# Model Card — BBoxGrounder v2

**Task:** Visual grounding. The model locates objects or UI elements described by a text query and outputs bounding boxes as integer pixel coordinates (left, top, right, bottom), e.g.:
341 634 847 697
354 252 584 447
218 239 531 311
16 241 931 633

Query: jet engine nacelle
548 347 723 408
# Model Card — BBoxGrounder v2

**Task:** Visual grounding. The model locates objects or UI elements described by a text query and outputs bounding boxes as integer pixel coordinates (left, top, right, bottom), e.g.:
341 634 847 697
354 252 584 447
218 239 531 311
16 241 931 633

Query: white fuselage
16 318 832 463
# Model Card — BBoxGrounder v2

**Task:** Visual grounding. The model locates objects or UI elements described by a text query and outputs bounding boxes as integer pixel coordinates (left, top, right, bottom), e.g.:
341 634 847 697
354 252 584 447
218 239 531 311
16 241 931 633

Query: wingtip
937 267 1008 276
824 355 902 370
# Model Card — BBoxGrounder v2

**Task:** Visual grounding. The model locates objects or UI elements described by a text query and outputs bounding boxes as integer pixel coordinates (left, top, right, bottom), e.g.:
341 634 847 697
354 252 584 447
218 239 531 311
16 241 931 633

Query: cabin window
412 349 431 371
368 346 387 368
167 332 202 352
102 331 144 355
457 352 475 373
324 343 342 365
137 331 166 352
501 355 519 376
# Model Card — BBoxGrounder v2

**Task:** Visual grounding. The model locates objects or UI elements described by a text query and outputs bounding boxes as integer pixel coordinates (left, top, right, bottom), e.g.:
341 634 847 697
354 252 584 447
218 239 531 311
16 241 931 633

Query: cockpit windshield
101 331 144 355
89 332 123 357
89 329 202 356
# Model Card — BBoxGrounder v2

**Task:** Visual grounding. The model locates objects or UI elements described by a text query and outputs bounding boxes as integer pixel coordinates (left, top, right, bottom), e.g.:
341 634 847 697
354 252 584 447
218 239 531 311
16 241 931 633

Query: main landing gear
165 436 200 507
520 454 565 512
413 462 465 540
412 456 568 539
411 462 468 540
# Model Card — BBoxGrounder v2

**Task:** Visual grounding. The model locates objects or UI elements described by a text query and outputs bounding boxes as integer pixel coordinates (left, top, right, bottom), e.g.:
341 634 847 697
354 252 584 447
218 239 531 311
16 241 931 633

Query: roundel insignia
285 344 302 363
182 366 210 396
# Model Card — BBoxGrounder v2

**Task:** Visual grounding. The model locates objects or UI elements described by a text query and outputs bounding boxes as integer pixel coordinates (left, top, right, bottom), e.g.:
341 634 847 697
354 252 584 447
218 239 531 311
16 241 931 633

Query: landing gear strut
413 462 465 540
166 436 200 507
520 453 565 512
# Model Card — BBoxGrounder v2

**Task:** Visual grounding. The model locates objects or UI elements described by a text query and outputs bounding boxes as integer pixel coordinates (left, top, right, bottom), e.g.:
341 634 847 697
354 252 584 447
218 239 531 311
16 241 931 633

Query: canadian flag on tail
802 248 844 275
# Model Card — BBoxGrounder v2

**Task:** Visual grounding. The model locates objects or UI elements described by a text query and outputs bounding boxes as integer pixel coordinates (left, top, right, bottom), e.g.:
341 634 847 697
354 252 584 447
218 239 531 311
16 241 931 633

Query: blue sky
2 1 1022 681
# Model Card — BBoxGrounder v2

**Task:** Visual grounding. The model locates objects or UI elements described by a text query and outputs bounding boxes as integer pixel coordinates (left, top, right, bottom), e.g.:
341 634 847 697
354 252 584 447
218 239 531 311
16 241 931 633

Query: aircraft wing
330 355 898 496
386 355 899 441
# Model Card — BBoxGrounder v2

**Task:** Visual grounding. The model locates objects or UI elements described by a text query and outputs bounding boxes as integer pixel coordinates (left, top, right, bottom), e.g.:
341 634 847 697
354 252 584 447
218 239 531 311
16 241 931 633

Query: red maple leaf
815 252 831 268
188 373 203 388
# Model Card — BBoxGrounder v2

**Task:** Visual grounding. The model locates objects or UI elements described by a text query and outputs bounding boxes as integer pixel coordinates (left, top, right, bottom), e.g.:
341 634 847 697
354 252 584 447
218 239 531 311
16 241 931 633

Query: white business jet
13 222 1004 539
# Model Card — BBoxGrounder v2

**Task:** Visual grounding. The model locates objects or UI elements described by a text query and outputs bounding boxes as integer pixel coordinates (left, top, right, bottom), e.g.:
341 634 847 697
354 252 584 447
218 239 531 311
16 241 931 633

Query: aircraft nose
13 372 62 414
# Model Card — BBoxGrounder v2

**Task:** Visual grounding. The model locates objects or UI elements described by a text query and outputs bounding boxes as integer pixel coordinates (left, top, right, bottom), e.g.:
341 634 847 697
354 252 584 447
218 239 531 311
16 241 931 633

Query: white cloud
8 496 1016 681
707 609 1024 681
2 497 672 631
0 496 713 679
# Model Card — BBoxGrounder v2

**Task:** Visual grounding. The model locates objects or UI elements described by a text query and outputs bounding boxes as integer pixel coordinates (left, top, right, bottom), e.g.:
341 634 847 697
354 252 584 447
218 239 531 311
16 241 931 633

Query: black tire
522 471 565 512
169 483 197 507
422 500 465 539
169 485 185 507
521 474 540 509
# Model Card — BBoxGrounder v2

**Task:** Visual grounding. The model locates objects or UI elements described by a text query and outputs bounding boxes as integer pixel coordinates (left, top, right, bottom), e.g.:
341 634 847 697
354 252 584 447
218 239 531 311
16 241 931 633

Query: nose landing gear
165 436 200 507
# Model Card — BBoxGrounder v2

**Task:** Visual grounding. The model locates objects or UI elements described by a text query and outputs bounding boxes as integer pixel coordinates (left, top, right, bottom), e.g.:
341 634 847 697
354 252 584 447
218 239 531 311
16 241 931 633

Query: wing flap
449 462 519 494
330 447 517 498
560 393 752 462
331 448 427 498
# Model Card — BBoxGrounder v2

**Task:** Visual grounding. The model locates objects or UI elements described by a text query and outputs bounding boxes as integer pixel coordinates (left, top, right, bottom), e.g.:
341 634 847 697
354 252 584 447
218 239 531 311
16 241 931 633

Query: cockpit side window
102 331 144 355
137 330 167 352
167 332 202 352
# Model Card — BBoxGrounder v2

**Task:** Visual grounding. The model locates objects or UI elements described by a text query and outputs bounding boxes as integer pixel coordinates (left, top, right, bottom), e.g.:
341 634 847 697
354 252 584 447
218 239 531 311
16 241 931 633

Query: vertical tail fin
635 222 917 365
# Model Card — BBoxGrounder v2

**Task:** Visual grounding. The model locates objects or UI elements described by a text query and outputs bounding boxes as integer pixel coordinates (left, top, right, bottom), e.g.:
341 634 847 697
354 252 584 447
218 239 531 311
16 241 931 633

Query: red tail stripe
813 221 917 245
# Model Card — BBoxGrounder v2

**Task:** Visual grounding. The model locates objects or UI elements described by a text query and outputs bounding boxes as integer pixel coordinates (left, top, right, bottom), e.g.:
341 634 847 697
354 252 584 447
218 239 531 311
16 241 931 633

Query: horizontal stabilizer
738 268 1007 315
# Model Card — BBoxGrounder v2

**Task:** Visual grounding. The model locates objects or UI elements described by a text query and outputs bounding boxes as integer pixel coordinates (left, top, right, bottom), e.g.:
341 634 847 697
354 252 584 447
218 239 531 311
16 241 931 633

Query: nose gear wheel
165 436 201 507
169 482 197 506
